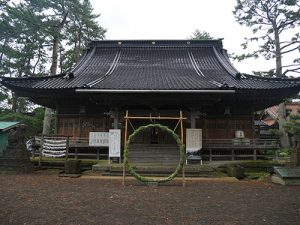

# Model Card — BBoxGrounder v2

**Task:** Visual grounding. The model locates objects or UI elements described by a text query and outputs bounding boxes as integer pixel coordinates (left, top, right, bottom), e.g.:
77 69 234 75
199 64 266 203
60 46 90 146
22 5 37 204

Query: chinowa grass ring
124 123 185 183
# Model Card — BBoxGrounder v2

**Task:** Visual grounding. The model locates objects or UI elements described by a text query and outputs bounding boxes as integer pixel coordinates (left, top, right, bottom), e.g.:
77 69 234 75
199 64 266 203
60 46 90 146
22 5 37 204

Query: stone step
128 144 180 164
101 172 209 177
93 163 217 177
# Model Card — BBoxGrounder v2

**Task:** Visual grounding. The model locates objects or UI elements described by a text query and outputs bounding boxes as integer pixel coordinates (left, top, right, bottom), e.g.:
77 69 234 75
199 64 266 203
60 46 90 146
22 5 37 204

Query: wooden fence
31 136 280 161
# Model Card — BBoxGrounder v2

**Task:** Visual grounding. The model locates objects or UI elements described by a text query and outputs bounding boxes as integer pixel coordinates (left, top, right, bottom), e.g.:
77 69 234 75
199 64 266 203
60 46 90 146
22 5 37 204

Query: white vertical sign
186 129 202 153
109 129 121 157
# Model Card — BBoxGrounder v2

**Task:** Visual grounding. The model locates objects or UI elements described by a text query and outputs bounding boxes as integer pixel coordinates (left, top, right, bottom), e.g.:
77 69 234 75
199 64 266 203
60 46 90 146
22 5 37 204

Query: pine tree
189 29 214 40
0 0 106 133
233 0 300 148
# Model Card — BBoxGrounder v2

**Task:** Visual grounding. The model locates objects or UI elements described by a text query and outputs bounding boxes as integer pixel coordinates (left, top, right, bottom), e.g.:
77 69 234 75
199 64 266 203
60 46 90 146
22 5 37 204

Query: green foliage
0 107 44 137
124 124 185 184
233 0 300 77
268 128 282 137
279 147 291 157
0 0 106 112
285 109 300 135
61 0 106 71
189 29 214 40
252 69 276 77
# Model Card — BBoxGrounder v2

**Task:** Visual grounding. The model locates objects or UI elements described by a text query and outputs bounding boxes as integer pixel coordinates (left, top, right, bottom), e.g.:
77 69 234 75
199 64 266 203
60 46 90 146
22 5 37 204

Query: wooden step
127 144 180 163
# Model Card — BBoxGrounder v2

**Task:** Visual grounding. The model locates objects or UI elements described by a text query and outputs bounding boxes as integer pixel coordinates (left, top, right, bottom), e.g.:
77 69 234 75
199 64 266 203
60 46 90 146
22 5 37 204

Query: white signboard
89 132 109 147
109 129 121 157
186 129 202 153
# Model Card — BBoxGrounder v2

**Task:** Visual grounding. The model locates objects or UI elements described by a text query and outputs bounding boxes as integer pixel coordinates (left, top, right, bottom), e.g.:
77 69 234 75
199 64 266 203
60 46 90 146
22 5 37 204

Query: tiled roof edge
243 74 300 82
88 39 224 48
1 73 66 82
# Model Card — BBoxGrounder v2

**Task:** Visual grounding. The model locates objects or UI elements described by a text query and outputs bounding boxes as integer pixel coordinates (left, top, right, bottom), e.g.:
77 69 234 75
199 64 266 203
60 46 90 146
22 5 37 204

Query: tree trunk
274 29 282 78
74 29 82 63
278 102 290 148
11 93 18 113
42 11 68 135
274 28 289 147
290 135 300 167
42 36 59 135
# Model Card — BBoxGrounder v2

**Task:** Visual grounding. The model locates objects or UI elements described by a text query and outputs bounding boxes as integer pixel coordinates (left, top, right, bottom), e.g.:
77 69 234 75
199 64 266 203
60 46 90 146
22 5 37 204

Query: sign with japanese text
186 129 202 153
109 129 121 157
89 132 109 147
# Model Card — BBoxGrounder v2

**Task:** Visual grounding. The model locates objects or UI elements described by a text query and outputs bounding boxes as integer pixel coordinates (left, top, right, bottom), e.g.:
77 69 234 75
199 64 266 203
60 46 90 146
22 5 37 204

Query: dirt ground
0 173 300 225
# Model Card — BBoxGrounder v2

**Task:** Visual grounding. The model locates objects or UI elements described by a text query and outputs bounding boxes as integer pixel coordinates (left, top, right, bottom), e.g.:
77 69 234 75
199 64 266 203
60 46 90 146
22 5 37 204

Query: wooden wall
56 114 254 141
57 116 111 138
196 116 254 139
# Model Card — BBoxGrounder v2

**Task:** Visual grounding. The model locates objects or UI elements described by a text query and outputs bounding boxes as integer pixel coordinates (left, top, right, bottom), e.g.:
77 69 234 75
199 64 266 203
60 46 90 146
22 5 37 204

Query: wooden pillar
66 137 69 160
39 135 44 167
122 110 129 186
113 108 119 129
97 149 100 160
180 111 185 187
253 149 257 160
75 148 78 159
190 110 196 129
251 106 255 139
54 105 59 135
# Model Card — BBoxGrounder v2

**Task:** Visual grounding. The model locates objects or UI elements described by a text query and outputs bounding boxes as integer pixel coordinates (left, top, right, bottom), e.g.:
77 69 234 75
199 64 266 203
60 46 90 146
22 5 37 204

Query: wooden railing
203 139 280 149
31 136 280 161
202 139 280 161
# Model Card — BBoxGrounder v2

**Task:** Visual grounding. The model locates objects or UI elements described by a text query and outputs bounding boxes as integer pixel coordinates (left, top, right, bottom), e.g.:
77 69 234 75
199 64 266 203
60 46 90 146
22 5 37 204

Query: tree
0 107 45 137
285 110 300 165
234 0 300 148
0 1 49 112
0 0 106 133
189 29 214 40
233 0 300 77
285 109 300 136
60 0 106 72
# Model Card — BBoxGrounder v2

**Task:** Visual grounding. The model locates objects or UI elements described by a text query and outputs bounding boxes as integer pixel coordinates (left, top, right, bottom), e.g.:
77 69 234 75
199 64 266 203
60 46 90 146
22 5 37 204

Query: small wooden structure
0 122 20 157
272 167 300 185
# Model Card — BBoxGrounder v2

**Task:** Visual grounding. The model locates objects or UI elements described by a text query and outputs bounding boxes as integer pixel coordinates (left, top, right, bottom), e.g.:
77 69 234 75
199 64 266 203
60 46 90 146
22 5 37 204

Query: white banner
89 132 109 147
186 129 202 153
109 129 121 157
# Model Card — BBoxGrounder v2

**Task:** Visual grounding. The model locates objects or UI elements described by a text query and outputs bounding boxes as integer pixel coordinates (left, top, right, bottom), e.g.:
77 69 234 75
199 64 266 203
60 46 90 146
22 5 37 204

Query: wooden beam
124 116 187 120
122 110 129 186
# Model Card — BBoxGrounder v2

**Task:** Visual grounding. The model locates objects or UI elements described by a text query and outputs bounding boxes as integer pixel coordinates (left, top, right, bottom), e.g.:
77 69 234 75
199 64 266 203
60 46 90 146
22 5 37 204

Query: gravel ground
0 173 300 225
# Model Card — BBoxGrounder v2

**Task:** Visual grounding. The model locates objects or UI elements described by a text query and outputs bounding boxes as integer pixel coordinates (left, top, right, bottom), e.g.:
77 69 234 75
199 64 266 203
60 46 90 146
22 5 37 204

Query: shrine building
2 40 300 161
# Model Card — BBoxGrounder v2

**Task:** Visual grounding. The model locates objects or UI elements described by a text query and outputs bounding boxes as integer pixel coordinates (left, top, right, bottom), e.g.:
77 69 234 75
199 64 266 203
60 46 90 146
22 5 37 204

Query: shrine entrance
122 111 186 186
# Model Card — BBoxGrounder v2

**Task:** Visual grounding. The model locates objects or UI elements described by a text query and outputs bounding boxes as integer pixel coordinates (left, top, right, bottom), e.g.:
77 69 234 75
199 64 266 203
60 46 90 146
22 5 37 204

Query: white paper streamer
42 139 67 158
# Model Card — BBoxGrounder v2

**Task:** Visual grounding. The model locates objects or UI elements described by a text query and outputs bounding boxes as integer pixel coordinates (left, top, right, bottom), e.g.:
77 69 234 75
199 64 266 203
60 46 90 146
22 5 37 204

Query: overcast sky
90 0 293 75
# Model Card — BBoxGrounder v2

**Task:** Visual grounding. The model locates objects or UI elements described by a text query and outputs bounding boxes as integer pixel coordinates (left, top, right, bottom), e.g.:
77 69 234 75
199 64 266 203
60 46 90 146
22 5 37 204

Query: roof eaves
0 122 20 132
242 74 300 82
75 89 236 94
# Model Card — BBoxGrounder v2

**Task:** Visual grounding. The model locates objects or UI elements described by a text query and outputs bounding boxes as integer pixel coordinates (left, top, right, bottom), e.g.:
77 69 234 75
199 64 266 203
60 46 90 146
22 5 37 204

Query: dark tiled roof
1 40 300 91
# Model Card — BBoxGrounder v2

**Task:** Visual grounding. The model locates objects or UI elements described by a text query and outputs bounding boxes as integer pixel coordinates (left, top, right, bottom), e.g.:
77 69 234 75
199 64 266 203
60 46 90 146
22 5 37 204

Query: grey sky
90 0 295 75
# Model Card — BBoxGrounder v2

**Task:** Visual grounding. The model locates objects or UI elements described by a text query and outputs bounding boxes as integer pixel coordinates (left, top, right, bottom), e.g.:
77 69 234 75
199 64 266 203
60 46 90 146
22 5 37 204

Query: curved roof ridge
71 50 88 73
73 47 96 75
212 46 238 78
187 50 205 77
220 49 240 74
87 49 121 87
